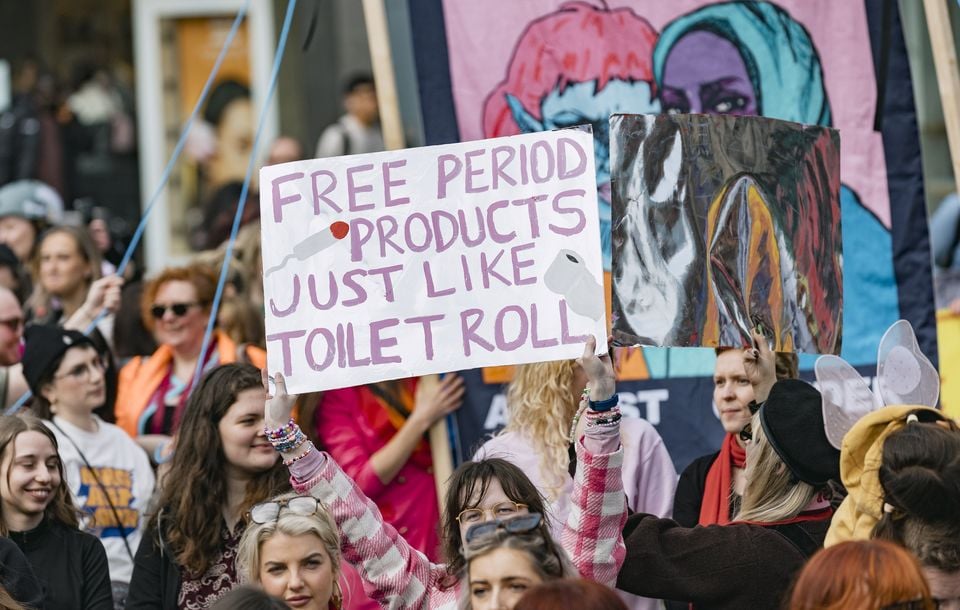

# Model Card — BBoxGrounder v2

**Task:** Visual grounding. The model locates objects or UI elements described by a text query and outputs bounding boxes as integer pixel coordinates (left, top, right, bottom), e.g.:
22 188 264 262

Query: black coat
125 518 180 610
618 513 828 610
0 536 43 609
672 451 719 528
9 518 112 610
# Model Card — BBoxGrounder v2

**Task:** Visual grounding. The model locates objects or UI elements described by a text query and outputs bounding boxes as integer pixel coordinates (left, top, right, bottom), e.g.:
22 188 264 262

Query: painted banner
611 113 842 353
409 0 936 469
260 129 607 394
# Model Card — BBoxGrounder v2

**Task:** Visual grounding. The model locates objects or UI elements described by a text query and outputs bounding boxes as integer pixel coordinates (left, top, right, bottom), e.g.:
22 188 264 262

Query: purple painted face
660 30 758 116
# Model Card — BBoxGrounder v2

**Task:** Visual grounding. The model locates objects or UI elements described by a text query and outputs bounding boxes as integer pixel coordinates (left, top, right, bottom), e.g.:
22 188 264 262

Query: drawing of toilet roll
544 249 604 320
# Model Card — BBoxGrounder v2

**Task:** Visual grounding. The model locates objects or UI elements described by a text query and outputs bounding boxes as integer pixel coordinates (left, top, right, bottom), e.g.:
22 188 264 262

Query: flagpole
361 0 406 151
923 0 960 197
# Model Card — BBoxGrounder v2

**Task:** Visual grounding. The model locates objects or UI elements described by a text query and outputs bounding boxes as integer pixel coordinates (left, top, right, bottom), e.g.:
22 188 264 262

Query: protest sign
611 113 843 354
260 129 607 394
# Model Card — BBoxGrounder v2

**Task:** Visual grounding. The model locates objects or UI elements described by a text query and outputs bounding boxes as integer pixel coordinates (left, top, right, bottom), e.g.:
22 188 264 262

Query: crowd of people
0 170 954 610
0 56 955 610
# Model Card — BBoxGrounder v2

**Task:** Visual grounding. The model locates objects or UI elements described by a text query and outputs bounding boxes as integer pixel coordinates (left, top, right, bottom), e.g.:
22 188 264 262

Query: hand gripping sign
260 129 607 394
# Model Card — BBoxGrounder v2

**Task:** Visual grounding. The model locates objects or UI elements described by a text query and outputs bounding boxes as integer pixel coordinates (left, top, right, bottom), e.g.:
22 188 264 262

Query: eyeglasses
0 316 23 333
150 302 201 320
739 422 753 444
54 355 106 382
456 501 528 525
464 513 543 545
249 496 321 524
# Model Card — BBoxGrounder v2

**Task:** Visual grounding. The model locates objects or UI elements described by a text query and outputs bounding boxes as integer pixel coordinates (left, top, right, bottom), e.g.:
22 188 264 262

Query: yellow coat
824 405 945 546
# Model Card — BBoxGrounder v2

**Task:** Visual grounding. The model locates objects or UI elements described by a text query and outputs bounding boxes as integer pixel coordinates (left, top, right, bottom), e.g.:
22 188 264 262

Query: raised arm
561 337 627 586
263 372 448 609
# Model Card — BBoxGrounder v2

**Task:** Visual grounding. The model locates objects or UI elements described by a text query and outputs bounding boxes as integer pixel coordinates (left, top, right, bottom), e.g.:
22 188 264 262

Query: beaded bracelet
282 441 315 466
265 419 306 453
265 418 297 441
588 413 622 427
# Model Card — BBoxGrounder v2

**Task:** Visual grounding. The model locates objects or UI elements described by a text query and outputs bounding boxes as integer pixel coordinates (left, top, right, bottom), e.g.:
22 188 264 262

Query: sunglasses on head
249 496 321 524
739 422 753 444
464 512 543 546
150 302 201 319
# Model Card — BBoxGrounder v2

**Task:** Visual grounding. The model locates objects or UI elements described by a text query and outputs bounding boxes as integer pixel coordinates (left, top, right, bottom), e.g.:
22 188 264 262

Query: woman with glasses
238 493 342 610
115 264 266 461
474 354 676 609
786 539 934 610
126 363 288 609
262 336 627 609
615 340 841 609
21 324 154 608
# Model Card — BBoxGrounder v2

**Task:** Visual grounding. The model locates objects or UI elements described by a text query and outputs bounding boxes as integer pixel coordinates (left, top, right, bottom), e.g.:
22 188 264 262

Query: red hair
788 540 934 610
515 579 627 610
482 2 657 137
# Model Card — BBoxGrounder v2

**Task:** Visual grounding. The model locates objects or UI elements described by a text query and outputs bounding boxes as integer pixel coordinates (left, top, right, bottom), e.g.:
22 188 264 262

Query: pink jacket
289 436 627 609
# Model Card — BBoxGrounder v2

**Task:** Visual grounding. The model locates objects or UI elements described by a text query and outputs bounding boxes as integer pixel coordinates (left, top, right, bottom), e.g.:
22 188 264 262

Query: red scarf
699 433 747 525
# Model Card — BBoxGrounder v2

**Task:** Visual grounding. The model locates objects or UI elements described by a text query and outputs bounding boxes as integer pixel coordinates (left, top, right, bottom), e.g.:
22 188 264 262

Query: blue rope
192 0 298 392
4 3 250 416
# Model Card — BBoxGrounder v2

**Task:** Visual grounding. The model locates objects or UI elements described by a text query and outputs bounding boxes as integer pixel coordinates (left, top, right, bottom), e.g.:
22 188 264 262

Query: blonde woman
238 493 343 610
474 358 675 610
616 342 840 609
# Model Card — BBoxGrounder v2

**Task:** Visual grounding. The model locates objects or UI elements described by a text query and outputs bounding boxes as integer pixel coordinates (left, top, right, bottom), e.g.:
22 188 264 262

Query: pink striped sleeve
561 435 627 586
292 452 454 609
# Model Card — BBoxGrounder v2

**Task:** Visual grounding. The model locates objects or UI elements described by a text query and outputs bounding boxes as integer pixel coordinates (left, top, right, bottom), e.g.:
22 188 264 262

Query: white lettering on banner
261 130 607 394
482 389 669 431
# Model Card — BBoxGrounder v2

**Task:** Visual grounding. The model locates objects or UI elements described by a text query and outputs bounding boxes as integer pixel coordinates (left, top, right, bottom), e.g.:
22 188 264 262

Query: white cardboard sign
260 129 607 393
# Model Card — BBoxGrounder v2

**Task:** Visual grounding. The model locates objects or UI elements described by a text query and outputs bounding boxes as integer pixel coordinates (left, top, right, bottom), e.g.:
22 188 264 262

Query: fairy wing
816 354 882 450
876 319 940 407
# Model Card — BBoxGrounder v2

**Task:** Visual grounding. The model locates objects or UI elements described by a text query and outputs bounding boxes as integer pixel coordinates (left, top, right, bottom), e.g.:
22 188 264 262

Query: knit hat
21 324 95 395
759 379 841 486
0 180 63 225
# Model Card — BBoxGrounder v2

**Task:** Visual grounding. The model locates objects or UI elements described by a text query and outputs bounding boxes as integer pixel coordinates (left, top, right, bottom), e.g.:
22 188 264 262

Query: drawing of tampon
266 221 349 277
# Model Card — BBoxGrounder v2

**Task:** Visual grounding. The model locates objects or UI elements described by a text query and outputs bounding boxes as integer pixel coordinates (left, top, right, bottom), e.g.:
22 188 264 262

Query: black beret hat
21 324 96 396
759 379 841 486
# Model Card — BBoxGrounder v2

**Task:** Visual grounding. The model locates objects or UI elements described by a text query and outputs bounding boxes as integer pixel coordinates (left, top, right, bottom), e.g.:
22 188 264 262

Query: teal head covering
652 1 831 126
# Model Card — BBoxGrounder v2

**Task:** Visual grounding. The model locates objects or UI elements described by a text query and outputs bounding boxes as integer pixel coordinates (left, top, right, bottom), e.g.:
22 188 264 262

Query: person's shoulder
620 415 663 439
679 451 721 478
472 430 526 460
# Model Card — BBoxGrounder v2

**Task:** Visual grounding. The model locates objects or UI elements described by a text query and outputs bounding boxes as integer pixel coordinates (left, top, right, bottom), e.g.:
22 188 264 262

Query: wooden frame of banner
361 0 454 510
923 0 960 197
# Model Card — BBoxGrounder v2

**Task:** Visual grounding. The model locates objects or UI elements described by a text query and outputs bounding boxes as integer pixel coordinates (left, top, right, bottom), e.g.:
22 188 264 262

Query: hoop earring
329 579 343 610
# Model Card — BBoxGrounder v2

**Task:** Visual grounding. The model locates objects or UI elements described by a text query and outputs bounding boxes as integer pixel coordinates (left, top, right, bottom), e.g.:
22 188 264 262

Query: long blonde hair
504 360 580 500
737 413 817 523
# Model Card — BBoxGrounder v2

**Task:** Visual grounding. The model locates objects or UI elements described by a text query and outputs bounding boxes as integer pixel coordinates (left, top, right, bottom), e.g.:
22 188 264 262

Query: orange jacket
115 331 266 437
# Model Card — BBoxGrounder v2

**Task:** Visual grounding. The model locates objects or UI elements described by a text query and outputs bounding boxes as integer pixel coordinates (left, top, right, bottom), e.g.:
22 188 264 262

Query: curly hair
149 363 289 575
0 414 81 535
504 359 580 500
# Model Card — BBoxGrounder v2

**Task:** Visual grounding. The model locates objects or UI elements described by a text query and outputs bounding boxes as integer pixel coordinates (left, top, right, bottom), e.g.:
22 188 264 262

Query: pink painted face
713 349 755 435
